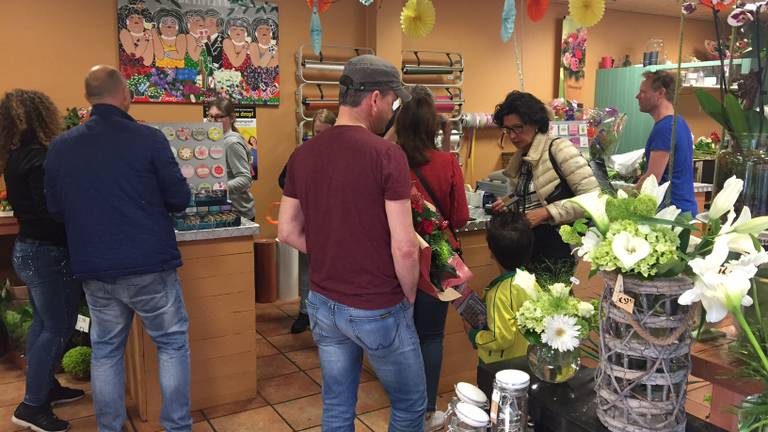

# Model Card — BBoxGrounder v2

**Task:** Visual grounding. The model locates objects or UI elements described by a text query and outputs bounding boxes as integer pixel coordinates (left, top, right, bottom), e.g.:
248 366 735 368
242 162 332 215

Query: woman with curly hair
490 90 599 266
222 16 252 72
151 8 187 69
118 4 155 68
0 90 83 432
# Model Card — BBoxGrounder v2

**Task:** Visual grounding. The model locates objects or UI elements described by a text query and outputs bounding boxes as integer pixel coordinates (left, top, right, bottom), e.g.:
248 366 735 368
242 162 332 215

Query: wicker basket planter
596 272 700 432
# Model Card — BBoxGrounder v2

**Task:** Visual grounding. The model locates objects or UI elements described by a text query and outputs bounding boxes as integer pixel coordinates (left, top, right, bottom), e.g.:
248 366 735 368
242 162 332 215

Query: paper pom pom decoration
568 0 605 28
500 0 517 42
401 0 436 38
306 0 332 13
527 0 549 22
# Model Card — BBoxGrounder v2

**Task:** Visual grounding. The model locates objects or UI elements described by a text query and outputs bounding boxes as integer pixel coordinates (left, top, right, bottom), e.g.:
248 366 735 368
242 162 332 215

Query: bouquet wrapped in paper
585 106 628 191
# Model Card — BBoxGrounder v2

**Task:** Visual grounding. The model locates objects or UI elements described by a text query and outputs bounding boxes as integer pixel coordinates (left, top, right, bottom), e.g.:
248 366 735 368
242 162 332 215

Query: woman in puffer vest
490 91 599 267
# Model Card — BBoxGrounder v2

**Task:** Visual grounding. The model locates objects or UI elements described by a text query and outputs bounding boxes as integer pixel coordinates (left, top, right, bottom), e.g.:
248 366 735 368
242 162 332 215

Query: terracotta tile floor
0 297 717 431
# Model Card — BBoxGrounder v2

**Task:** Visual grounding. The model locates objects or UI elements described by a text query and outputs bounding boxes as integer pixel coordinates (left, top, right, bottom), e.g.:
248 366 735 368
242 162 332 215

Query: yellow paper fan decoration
568 0 605 28
400 0 436 38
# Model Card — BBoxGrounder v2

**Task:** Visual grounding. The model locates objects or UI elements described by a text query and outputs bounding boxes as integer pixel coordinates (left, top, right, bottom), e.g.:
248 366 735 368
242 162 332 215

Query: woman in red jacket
395 85 469 431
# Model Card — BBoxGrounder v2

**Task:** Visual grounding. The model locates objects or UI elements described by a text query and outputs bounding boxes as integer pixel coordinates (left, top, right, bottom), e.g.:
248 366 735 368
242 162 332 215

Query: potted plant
61 346 91 381
560 175 768 431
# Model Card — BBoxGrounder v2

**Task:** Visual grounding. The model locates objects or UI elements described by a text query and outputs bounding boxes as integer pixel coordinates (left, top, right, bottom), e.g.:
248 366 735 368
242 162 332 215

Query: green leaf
635 215 696 232
745 109 765 135
655 258 687 277
725 92 749 136
679 228 691 255
695 89 729 129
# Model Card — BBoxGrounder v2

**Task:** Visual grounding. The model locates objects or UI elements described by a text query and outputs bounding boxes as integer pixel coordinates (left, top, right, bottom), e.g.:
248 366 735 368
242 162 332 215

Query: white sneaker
424 410 446 432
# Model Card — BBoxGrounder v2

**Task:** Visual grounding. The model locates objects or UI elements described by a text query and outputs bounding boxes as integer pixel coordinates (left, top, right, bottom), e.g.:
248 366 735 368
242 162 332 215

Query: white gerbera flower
542 315 581 352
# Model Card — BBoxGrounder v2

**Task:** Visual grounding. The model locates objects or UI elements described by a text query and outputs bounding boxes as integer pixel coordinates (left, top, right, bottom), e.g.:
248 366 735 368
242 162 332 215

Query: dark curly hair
486 210 534 272
0 89 61 173
492 91 549 134
395 85 438 168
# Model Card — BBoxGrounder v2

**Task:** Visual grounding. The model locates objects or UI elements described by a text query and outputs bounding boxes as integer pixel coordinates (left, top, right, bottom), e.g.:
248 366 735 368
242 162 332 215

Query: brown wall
1 0 717 238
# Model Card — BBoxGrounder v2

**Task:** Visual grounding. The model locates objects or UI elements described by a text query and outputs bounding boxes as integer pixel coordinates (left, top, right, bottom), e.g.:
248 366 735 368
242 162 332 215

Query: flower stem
734 307 768 374
667 10 686 207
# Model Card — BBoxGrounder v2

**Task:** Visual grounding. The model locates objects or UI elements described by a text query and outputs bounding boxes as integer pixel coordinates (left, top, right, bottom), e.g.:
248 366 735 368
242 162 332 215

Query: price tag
490 388 500 423
611 275 635 314
75 314 90 333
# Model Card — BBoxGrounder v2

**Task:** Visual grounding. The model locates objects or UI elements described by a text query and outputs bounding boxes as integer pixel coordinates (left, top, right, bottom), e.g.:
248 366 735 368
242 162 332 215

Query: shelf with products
595 58 753 154
294 44 375 145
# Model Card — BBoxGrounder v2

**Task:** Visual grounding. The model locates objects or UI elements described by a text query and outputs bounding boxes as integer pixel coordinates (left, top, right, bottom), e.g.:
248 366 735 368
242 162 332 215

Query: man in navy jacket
45 65 193 432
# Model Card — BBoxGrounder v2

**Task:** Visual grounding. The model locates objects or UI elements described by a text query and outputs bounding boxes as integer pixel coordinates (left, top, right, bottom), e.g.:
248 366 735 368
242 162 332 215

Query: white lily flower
617 189 628 199
729 206 768 236
568 192 609 235
611 232 652 269
575 228 601 261
513 269 538 300
549 283 570 298
542 315 581 352
640 175 671 207
723 232 760 255
708 176 744 221
656 205 681 222
679 236 764 323
577 301 595 318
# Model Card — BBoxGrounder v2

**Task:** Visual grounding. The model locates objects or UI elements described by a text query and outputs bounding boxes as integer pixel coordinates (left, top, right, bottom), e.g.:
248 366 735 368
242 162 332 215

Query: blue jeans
413 290 449 413
298 252 309 313
306 291 426 432
84 270 191 432
11 239 81 407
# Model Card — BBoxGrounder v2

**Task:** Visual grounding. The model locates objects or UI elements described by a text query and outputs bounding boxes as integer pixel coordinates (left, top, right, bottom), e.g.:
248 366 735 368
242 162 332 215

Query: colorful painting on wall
558 16 586 101
117 0 279 105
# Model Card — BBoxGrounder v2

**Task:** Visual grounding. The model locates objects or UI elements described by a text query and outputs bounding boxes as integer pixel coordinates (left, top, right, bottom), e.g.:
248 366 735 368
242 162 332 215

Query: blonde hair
312 109 337 128
0 89 61 172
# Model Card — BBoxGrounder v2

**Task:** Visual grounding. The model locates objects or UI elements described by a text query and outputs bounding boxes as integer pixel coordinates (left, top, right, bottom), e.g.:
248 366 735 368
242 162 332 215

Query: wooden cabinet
126 235 258 422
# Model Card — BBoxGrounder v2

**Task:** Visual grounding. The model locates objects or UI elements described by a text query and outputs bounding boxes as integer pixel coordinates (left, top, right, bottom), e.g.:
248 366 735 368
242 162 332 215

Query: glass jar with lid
447 402 490 432
446 382 489 423
490 369 530 432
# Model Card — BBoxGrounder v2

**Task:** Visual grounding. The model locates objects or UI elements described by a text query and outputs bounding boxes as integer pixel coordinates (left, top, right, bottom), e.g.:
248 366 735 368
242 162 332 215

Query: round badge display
194 145 209 160
195 164 210 178
180 164 195 179
213 182 227 190
176 127 191 141
211 164 225 178
192 128 207 141
162 127 176 141
209 144 225 159
197 182 212 192
177 146 193 160
208 126 223 141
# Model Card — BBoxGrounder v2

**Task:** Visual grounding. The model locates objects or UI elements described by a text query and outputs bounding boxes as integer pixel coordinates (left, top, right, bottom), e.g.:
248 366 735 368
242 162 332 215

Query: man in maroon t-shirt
278 55 426 431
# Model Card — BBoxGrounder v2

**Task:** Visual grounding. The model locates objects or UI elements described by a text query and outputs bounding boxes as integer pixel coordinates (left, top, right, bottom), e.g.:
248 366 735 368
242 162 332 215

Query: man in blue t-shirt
635 70 698 216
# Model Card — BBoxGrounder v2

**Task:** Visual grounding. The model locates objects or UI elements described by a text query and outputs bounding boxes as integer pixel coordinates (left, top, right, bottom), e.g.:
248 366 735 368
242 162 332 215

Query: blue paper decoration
501 0 516 43
310 2 322 54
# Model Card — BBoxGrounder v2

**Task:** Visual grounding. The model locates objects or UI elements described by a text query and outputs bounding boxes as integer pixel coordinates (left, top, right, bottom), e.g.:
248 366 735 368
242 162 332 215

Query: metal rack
295 44 375 144
401 50 465 153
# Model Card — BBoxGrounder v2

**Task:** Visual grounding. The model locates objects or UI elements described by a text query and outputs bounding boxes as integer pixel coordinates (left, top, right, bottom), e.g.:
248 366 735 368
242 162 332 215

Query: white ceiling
552 0 726 21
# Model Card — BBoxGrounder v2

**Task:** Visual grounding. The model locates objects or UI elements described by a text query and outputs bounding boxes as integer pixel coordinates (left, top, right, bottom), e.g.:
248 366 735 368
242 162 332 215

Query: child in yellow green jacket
466 211 536 364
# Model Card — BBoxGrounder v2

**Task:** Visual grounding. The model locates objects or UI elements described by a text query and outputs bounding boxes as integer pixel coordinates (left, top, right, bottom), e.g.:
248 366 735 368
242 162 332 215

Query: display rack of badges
152 122 241 231
549 120 589 149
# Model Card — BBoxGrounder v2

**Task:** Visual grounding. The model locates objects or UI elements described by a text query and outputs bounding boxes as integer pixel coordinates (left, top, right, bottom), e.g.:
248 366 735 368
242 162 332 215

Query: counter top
175 218 260 242
457 207 491 232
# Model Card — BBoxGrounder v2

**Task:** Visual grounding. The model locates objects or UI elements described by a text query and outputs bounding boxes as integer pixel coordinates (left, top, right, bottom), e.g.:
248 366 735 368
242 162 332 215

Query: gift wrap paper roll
277 240 299 301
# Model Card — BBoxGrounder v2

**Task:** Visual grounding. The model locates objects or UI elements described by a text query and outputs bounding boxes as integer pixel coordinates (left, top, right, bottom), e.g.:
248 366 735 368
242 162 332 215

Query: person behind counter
0 89 84 432
44 65 193 432
634 70 697 215
208 97 255 221
465 211 534 366
491 91 599 267
395 85 469 432
278 109 337 334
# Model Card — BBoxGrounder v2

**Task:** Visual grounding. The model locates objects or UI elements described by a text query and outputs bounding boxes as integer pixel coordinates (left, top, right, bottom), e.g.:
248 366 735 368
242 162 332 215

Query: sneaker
424 410 446 432
11 403 69 432
290 313 310 334
48 385 85 406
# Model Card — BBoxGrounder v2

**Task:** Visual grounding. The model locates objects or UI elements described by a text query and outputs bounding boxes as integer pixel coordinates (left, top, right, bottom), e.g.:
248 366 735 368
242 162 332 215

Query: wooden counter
126 222 259 422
